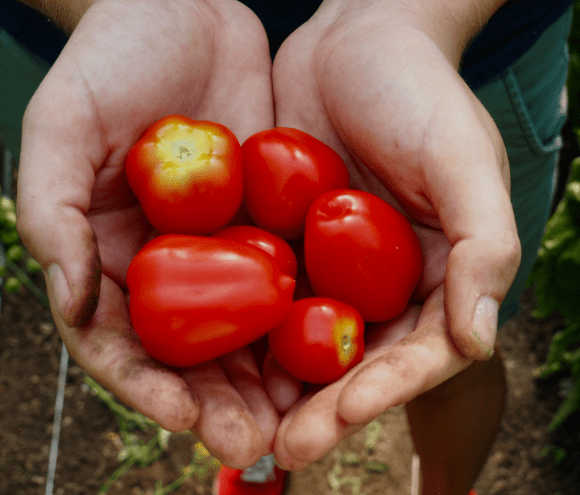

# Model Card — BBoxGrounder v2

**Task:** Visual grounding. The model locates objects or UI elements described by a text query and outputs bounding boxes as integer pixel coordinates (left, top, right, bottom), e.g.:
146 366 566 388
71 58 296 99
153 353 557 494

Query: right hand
16 0 282 468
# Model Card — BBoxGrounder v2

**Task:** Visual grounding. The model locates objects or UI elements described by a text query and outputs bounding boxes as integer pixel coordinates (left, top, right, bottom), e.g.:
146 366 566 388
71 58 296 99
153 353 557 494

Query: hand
16 0 278 468
270 0 520 468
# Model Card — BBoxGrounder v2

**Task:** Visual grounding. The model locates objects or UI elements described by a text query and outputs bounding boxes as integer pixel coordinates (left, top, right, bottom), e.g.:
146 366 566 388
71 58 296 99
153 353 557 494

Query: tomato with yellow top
125 115 243 235
268 297 365 384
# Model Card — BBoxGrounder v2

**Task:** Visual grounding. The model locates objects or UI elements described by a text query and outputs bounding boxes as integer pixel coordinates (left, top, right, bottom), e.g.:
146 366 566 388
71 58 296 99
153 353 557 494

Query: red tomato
242 127 350 239
268 297 365 384
126 235 295 367
125 115 243 235
211 225 298 279
304 189 422 322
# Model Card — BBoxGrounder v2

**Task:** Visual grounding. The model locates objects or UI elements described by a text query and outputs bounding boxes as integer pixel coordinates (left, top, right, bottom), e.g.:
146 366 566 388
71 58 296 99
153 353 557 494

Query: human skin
270 2 519 493
16 0 521 485
16 0 282 469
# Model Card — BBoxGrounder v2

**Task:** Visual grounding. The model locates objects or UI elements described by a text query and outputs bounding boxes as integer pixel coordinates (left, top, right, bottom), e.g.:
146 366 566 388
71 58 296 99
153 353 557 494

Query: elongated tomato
127 235 295 367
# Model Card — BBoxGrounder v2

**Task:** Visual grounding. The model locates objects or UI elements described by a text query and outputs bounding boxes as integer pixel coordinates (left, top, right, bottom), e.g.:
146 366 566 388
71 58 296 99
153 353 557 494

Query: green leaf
4 276 21 293
548 379 580 431
365 460 389 473
25 258 42 274
0 196 15 215
6 245 24 262
341 452 361 466
530 268 559 319
0 228 20 246
0 210 17 230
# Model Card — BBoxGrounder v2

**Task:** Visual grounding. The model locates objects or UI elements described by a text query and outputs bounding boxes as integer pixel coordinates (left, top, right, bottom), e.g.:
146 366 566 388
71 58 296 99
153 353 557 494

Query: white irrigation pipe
45 342 69 495
411 454 421 495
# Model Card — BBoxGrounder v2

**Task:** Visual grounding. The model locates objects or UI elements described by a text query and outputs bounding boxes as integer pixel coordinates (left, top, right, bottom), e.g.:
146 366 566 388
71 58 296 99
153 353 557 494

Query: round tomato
268 297 365 384
125 115 243 235
242 127 350 239
126 234 295 367
211 225 297 279
304 189 422 322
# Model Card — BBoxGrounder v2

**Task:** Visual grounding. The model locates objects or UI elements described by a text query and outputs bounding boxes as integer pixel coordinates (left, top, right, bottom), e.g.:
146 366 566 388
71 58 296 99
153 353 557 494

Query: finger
219 347 281 449
49 275 199 431
262 350 305 414
337 286 472 425
17 67 106 328
273 383 364 470
403 87 519 362
183 362 271 469
272 307 418 469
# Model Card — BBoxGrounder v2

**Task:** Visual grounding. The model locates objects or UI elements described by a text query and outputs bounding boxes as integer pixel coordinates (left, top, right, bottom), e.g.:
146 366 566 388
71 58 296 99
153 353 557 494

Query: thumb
430 110 521 360
16 77 103 328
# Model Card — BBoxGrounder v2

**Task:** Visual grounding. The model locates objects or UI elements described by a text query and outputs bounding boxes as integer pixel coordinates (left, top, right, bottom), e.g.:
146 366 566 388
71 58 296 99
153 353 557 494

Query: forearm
320 0 509 67
16 0 97 32
394 0 510 66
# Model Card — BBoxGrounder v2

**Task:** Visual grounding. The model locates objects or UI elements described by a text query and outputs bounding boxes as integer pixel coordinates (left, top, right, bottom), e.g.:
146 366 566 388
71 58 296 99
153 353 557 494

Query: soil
1 126 580 495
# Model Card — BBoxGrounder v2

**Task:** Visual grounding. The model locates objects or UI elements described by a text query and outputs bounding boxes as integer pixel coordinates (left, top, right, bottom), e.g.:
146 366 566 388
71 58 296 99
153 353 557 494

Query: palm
18 0 279 468
271 4 519 469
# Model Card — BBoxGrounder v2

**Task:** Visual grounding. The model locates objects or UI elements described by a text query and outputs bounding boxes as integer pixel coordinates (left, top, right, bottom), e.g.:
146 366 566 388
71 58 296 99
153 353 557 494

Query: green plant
84 376 220 494
0 187 48 307
528 155 580 432
327 420 389 495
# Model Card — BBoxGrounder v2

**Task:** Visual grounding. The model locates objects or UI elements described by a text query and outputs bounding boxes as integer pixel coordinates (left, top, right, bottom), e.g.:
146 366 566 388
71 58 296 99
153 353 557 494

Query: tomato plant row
125 116 422 384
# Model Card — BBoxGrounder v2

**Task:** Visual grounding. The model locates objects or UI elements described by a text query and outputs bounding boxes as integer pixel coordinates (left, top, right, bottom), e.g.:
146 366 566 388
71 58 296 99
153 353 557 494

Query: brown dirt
1 279 580 495
2 124 579 495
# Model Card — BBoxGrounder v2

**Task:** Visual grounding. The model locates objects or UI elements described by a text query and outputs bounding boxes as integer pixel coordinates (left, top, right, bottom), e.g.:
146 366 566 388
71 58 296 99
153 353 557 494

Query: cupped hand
16 0 279 468
270 0 520 469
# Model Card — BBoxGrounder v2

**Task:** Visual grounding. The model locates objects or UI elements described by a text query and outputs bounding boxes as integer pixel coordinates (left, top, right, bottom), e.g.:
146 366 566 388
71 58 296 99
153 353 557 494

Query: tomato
304 189 422 322
211 225 298 279
125 115 243 235
242 127 350 239
126 235 295 367
268 297 365 384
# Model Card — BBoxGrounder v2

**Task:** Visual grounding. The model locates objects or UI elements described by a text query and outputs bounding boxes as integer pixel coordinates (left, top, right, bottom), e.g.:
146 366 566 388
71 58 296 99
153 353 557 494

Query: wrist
320 0 508 68
17 0 98 33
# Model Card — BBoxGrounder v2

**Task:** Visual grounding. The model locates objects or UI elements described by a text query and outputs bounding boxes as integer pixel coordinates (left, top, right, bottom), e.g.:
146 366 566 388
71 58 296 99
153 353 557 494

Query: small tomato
242 127 350 239
304 189 422 322
125 115 243 235
127 234 295 367
268 297 365 384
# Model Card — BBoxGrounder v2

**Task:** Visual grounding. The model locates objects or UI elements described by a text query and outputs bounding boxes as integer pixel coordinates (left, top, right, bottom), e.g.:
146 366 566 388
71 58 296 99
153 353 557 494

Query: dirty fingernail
472 295 498 358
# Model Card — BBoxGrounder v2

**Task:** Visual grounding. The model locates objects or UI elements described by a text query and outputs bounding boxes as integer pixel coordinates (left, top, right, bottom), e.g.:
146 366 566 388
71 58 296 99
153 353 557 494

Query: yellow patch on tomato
332 317 359 368
152 123 228 190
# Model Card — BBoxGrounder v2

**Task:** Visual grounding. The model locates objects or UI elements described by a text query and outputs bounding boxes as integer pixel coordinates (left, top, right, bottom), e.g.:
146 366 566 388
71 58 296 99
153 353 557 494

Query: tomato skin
304 189 422 322
242 127 350 239
125 115 243 235
211 225 298 279
268 297 365 384
126 235 295 367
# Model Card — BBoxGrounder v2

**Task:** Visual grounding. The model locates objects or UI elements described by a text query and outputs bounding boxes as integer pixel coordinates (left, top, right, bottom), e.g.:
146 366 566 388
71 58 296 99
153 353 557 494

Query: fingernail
47 264 70 321
472 296 498 358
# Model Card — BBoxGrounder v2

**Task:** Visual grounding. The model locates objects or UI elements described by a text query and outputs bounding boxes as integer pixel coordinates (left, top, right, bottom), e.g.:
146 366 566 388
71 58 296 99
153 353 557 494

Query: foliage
526 4 580 441
84 376 220 494
528 154 580 436
327 420 389 495
0 186 48 308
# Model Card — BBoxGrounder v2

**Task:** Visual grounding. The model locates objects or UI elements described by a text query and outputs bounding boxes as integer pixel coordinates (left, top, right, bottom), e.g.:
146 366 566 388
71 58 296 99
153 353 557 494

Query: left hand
270 0 520 469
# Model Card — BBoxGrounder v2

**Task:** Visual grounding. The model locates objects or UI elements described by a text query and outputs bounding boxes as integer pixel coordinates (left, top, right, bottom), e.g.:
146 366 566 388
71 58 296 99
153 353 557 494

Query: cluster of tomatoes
125 115 422 384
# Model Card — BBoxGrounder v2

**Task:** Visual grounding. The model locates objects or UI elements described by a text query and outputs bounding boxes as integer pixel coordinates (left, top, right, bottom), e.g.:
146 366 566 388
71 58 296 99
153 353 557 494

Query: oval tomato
242 127 350 239
211 225 298 279
268 297 365 384
304 189 422 322
125 115 243 235
126 235 295 367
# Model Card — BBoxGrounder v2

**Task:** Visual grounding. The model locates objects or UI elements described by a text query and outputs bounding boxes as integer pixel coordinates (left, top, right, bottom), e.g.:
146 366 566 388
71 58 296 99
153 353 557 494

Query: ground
1 127 580 495
1 278 580 495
